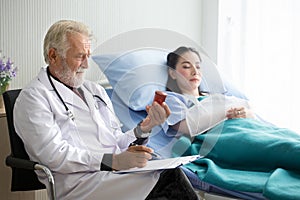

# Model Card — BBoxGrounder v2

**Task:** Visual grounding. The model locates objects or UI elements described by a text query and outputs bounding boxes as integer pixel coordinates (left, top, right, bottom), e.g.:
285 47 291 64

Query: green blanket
172 118 300 200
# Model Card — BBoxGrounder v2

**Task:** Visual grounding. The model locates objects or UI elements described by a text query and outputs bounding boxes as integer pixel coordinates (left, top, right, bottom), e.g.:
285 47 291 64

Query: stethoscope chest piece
67 110 75 121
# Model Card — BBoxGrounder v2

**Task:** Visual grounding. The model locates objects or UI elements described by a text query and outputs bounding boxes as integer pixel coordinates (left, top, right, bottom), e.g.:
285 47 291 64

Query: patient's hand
226 107 246 119
226 107 255 119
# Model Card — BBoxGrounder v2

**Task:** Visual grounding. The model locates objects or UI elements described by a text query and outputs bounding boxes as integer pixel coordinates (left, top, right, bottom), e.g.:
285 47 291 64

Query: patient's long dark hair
166 46 205 96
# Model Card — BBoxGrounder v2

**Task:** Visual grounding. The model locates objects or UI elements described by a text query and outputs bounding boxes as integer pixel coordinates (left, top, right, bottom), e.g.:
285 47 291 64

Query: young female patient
162 46 300 199
165 46 255 137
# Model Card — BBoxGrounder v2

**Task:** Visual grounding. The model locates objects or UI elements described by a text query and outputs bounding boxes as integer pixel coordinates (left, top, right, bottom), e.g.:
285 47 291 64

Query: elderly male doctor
14 20 198 200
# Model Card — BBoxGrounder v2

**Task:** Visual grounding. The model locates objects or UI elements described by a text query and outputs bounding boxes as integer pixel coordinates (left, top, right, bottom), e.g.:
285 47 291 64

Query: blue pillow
92 48 227 111
92 48 169 110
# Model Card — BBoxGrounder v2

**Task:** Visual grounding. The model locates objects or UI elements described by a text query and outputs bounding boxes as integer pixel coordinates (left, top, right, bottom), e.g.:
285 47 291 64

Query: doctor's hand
141 102 171 132
112 145 153 170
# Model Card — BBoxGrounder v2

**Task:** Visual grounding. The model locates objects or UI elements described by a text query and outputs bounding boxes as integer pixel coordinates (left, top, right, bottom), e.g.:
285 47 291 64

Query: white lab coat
14 67 160 200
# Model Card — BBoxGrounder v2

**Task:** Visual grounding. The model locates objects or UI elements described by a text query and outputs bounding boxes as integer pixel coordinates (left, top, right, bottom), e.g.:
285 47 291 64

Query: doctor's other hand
112 145 153 170
142 102 171 132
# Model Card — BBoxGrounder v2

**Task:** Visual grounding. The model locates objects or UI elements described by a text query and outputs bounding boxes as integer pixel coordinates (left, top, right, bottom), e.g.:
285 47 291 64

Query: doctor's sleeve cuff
129 137 149 146
100 154 113 171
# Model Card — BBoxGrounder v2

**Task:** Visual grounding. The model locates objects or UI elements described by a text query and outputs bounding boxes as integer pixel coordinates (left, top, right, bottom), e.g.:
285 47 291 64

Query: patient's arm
175 106 255 137
169 94 256 137
171 120 191 136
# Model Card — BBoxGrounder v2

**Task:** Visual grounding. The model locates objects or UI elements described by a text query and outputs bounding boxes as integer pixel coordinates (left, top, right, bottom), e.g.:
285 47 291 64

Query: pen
150 152 161 160
129 142 161 160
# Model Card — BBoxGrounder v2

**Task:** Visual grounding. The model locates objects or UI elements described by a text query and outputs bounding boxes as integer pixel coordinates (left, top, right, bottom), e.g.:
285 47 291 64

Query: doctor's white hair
43 19 93 64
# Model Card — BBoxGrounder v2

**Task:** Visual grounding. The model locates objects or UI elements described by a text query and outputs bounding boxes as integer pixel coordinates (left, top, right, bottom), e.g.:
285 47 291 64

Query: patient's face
172 51 202 96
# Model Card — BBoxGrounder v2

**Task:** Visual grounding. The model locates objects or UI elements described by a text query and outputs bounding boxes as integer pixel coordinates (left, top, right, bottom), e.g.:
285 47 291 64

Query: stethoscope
46 68 122 129
47 68 76 121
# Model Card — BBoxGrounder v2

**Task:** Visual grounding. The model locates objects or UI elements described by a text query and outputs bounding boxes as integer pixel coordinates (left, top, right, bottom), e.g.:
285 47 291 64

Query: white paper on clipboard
113 155 201 174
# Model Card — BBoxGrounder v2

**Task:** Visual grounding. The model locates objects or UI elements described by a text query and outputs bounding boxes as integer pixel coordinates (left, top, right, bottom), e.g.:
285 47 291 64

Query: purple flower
0 60 5 71
5 58 12 70
0 51 18 89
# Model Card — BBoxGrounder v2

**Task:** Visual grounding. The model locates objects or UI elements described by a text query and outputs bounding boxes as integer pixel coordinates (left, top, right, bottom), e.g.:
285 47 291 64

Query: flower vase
0 84 9 109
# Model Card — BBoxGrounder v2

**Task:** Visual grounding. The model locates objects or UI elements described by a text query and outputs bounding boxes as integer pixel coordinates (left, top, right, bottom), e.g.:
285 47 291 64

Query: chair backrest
3 89 46 191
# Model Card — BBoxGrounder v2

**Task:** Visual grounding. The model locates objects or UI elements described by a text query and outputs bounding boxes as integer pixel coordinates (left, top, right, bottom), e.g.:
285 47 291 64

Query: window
218 0 300 133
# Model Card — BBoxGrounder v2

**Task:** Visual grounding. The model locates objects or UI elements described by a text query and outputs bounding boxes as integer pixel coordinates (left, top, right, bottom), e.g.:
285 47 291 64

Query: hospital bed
105 88 265 200
92 47 300 200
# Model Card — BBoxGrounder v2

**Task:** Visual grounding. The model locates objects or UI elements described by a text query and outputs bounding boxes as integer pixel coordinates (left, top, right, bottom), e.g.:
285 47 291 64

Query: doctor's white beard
55 59 86 88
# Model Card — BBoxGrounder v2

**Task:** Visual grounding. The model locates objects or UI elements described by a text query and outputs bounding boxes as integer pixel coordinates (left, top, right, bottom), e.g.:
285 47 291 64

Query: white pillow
92 48 226 111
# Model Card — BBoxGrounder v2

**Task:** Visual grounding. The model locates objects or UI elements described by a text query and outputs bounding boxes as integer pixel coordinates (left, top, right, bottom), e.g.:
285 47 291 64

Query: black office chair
3 89 56 200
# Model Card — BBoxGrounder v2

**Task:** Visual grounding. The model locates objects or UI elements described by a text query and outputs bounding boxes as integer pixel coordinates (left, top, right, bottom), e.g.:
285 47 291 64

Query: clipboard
113 155 201 174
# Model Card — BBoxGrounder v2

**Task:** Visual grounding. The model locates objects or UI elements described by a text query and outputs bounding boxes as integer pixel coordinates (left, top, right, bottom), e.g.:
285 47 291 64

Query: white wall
0 0 203 89
201 0 219 63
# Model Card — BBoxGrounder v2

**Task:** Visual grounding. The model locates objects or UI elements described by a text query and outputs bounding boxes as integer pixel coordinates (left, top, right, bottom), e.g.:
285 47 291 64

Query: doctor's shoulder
14 86 53 114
